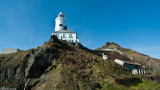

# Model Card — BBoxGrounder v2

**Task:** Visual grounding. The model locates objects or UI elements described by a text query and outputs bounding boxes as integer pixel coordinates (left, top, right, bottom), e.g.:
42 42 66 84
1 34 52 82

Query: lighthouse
55 12 67 31
52 12 79 43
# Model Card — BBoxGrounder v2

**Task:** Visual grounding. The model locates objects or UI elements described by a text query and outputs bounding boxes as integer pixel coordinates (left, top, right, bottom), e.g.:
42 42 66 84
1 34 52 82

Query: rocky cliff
0 36 160 90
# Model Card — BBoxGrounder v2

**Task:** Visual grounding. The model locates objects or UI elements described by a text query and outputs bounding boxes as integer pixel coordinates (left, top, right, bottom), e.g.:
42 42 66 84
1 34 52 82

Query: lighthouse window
63 34 66 38
69 34 73 38
60 14 63 17
59 24 63 26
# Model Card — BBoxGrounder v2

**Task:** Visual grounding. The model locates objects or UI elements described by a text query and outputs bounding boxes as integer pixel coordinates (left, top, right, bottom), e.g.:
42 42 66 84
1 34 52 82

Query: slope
96 42 160 79
0 36 160 90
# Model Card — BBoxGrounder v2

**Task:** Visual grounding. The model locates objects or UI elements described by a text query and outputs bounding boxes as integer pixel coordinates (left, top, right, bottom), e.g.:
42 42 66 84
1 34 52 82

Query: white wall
2 48 20 54
52 33 79 43
132 69 138 74
55 12 66 31
103 53 108 60
55 18 66 31
114 59 124 66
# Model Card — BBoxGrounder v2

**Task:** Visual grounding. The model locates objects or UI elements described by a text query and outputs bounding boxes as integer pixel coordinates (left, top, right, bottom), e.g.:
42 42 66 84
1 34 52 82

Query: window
130 65 132 69
59 24 63 26
69 34 73 38
59 14 64 17
127 64 130 69
133 65 135 69
63 34 66 38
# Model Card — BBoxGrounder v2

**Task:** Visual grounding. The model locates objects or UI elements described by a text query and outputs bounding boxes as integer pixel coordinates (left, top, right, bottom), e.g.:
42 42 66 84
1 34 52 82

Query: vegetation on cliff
0 36 160 90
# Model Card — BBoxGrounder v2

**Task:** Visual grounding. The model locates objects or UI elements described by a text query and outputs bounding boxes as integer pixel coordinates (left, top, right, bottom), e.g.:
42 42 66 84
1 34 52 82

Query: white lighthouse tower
55 12 66 31
52 12 79 43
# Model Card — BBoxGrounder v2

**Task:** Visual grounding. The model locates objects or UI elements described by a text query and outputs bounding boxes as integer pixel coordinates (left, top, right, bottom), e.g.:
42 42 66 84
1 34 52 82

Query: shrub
153 72 160 84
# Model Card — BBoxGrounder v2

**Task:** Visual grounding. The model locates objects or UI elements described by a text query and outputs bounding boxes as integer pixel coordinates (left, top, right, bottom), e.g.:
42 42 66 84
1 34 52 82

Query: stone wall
2 48 21 54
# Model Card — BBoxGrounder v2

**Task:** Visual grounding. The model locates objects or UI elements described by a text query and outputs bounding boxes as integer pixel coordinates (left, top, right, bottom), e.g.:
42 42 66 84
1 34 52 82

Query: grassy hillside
96 42 160 72
0 36 160 90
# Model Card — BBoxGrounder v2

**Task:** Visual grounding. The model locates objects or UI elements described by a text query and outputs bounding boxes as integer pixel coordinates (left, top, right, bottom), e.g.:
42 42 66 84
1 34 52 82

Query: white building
102 53 108 60
114 59 145 74
52 12 79 43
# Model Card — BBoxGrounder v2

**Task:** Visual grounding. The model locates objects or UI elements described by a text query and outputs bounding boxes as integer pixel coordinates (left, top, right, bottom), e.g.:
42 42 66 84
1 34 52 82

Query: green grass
100 77 160 90
130 79 160 89
0 50 30 69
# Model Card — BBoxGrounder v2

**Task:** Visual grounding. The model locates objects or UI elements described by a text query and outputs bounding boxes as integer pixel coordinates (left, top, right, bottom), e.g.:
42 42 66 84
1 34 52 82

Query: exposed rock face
96 42 122 50
0 60 25 89
25 47 56 78
48 35 59 43
0 35 60 90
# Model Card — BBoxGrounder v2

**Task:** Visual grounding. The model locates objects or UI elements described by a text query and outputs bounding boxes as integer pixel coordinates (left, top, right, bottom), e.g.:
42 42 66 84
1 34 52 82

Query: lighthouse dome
58 12 64 17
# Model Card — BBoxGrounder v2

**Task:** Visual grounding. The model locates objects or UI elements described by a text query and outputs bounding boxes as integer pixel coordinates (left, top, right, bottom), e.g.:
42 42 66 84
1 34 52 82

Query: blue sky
0 0 160 59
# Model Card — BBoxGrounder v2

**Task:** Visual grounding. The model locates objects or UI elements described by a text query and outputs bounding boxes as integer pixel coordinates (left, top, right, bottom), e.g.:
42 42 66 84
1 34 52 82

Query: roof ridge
53 30 76 33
